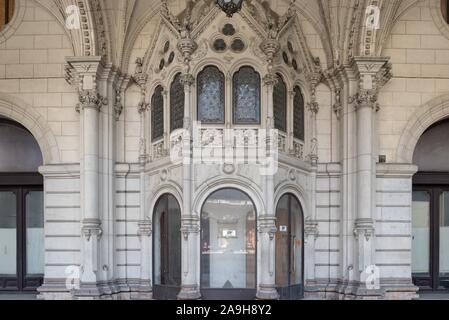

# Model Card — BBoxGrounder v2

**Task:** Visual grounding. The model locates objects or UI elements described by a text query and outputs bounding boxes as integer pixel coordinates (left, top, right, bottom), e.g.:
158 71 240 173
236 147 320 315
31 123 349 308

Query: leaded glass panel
152 85 164 141
293 86 305 141
274 74 287 133
233 67 261 124
197 66 225 124
170 73 185 132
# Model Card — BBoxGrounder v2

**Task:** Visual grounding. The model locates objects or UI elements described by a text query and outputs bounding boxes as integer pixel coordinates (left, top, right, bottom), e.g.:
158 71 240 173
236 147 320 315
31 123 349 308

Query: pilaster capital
257 215 277 240
180 73 195 87
349 89 379 111
354 218 375 241
81 219 102 242
307 101 319 114
137 220 152 238
180 215 200 240
304 218 319 241
76 89 108 112
263 73 278 87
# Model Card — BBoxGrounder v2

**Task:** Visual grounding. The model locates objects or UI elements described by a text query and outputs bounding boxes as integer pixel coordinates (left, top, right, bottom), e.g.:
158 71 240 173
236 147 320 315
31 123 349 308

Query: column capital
180 73 195 87
76 89 108 112
263 73 278 87
81 219 102 241
349 89 379 111
354 218 375 241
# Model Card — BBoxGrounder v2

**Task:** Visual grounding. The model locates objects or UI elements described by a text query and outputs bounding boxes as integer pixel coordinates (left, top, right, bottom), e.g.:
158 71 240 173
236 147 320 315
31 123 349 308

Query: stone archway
396 93 449 164
0 94 60 165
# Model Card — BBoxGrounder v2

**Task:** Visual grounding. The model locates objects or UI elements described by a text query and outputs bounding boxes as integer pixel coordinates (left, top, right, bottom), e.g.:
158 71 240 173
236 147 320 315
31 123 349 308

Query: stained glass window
293 86 305 141
197 66 225 124
274 74 287 133
170 73 184 132
152 85 164 141
233 66 261 124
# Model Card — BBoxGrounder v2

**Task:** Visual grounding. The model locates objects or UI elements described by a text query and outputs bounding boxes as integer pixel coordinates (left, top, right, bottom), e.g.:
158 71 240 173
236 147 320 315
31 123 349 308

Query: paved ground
0 292 448 300
0 293 37 300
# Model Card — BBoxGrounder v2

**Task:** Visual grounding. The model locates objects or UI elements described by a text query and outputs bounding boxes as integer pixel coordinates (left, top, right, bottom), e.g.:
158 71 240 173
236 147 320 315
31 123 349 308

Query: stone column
351 57 391 296
66 56 107 297
177 35 201 300
134 62 153 298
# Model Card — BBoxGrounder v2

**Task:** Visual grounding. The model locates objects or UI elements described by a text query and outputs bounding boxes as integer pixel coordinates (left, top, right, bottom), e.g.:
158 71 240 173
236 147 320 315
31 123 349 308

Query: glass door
0 187 44 291
412 186 449 291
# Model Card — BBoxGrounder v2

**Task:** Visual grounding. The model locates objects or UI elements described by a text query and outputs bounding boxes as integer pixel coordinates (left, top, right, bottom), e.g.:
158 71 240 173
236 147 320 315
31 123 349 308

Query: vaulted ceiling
35 0 422 73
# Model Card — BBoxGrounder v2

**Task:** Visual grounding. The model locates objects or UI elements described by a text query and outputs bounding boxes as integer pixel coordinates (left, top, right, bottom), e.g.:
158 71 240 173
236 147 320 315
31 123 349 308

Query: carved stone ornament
81 219 102 242
76 90 108 112
137 220 152 238
304 217 319 243
354 218 375 241
350 89 379 111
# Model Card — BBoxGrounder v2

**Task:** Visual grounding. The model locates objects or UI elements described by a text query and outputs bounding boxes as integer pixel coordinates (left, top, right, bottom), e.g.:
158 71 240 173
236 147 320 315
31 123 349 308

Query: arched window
273 74 287 133
442 0 449 23
197 66 225 124
170 73 184 132
293 86 305 141
0 0 14 30
151 85 164 142
233 66 261 125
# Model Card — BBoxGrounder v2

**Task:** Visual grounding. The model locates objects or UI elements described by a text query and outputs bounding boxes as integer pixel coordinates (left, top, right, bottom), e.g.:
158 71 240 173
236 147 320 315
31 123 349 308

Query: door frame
199 188 258 300
0 173 44 292
413 172 449 291
275 193 305 300
152 193 181 300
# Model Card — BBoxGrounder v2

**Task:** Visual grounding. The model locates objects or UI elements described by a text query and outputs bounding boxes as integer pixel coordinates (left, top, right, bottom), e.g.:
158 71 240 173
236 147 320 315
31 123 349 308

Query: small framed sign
279 225 288 232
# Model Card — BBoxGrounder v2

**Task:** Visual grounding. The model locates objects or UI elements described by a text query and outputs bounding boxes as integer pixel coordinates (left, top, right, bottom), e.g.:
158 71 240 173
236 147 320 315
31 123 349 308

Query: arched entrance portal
200 188 257 300
0 117 44 291
275 193 304 299
152 194 182 299
412 119 449 291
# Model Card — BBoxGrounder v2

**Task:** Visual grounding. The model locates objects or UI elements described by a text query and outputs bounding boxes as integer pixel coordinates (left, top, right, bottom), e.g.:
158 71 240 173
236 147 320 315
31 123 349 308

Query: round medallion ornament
223 163 235 175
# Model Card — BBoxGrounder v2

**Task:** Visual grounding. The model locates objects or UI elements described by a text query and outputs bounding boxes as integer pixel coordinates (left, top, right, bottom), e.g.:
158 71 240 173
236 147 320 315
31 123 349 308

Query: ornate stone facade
1 0 449 300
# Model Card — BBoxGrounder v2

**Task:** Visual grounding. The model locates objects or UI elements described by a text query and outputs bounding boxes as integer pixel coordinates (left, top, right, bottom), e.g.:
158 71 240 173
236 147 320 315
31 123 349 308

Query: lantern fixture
216 0 244 18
